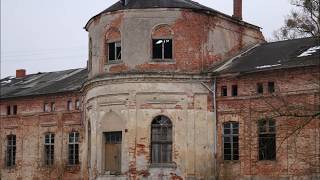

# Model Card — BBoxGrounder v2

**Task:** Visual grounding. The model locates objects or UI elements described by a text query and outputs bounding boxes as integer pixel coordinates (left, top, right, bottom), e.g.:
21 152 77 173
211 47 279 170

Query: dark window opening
221 86 227 97
257 83 264 94
151 116 172 164
44 133 54 166
13 105 17 115
68 132 80 165
7 106 11 115
6 135 16 167
152 39 172 60
51 102 55 112
108 42 121 61
223 122 239 160
268 82 275 93
232 85 238 97
75 99 80 110
67 100 72 111
258 119 276 160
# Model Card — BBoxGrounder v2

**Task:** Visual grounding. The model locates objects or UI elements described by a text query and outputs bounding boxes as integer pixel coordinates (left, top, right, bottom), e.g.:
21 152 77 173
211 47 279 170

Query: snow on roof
255 64 282 69
297 46 320 57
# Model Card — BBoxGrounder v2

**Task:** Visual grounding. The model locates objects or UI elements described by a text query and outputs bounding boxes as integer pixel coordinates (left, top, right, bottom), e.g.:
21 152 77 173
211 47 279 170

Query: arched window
152 24 173 61
151 115 172 164
105 28 121 63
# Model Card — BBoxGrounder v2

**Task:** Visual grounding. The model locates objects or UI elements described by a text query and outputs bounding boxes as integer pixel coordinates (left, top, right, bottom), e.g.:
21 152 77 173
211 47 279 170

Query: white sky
0 0 292 77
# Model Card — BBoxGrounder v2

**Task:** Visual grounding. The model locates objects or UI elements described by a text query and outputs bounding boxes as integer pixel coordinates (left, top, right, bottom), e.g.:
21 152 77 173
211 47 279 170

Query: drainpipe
201 78 217 179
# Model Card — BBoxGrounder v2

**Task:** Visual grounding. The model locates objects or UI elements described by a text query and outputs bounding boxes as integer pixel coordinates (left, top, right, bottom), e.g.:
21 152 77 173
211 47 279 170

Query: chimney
233 0 242 20
16 69 26 78
120 0 129 6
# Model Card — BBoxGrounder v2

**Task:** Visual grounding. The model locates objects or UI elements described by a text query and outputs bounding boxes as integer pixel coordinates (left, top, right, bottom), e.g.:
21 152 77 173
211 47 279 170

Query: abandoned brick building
1 0 319 179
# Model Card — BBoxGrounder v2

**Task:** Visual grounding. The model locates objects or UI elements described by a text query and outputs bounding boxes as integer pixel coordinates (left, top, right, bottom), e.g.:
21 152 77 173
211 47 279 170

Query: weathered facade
1 0 319 180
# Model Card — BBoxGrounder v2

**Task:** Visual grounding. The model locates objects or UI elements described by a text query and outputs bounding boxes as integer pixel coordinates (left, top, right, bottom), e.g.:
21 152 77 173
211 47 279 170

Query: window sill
149 163 176 168
151 59 175 63
222 160 240 164
106 60 123 65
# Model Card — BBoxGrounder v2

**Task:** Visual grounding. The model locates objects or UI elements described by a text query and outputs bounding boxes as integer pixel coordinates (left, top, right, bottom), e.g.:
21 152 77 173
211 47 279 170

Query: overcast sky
1 0 292 77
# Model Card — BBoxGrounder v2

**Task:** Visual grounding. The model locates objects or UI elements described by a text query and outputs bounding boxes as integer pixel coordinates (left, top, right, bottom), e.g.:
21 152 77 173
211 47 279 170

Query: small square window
221 86 227 97
152 39 172 60
108 42 121 62
257 83 263 94
268 82 275 93
232 85 238 97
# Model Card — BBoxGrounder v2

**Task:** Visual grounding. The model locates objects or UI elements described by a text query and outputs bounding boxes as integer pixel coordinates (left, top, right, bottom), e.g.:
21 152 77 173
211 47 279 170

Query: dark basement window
257 83 264 94
268 82 275 93
108 41 121 62
152 39 172 60
221 86 228 97
232 85 238 97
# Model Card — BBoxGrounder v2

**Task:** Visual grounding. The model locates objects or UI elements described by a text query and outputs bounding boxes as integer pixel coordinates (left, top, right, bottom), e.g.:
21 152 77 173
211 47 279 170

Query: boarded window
67 100 72 111
152 39 172 60
7 106 11 115
232 85 238 97
44 133 54 166
221 86 227 97
68 131 80 165
108 42 121 61
268 82 275 93
6 135 16 167
151 116 172 164
223 122 239 160
258 119 276 160
257 83 264 94
75 99 80 110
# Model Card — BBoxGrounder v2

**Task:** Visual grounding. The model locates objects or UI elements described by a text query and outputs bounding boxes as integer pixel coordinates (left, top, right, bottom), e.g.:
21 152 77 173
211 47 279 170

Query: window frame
221 86 228 97
67 100 72 111
44 103 50 112
151 115 173 166
44 133 55 166
268 82 275 93
75 99 80 110
231 85 238 97
258 119 276 161
68 131 80 165
152 39 173 61
222 122 239 161
50 102 55 112
257 82 264 94
6 134 16 167
107 41 122 63
7 105 11 115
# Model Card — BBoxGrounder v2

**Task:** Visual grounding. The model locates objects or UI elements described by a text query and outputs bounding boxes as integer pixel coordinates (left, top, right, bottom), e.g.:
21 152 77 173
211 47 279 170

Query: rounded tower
82 0 264 179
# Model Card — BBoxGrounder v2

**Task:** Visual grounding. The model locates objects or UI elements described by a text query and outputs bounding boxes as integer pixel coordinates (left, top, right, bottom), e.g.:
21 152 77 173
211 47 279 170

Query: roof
85 0 260 30
213 37 320 75
0 68 87 99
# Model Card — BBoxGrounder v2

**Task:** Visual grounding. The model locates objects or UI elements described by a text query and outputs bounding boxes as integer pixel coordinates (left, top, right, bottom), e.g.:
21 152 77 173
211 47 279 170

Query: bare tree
273 0 320 40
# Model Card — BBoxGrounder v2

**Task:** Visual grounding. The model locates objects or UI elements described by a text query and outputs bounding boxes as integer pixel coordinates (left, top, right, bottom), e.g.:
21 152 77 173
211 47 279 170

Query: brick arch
152 24 173 38
105 27 121 42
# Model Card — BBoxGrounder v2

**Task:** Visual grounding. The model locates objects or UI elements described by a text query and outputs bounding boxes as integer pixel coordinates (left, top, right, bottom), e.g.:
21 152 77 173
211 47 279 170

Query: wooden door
105 132 122 174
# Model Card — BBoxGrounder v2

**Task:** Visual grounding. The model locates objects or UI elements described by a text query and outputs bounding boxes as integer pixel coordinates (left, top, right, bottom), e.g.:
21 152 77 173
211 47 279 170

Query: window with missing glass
257 83 264 94
223 122 239 161
268 82 275 93
108 41 121 62
151 116 172 164
258 119 276 160
221 86 228 97
44 133 55 166
152 39 172 60
6 135 16 167
68 131 80 165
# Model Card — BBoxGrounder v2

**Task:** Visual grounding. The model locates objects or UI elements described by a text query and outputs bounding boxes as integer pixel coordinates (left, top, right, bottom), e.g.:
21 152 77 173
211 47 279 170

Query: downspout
201 77 217 179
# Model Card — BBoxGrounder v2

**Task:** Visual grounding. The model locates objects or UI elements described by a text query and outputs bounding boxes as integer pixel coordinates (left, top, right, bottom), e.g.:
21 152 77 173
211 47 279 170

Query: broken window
108 42 121 61
152 39 172 60
13 105 17 115
67 100 72 111
151 116 172 164
268 82 275 93
223 122 239 161
51 102 55 112
257 83 264 94
232 85 238 97
6 135 16 167
44 103 50 112
7 105 11 115
258 119 276 160
68 131 80 165
75 99 80 110
44 133 54 166
221 86 228 97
